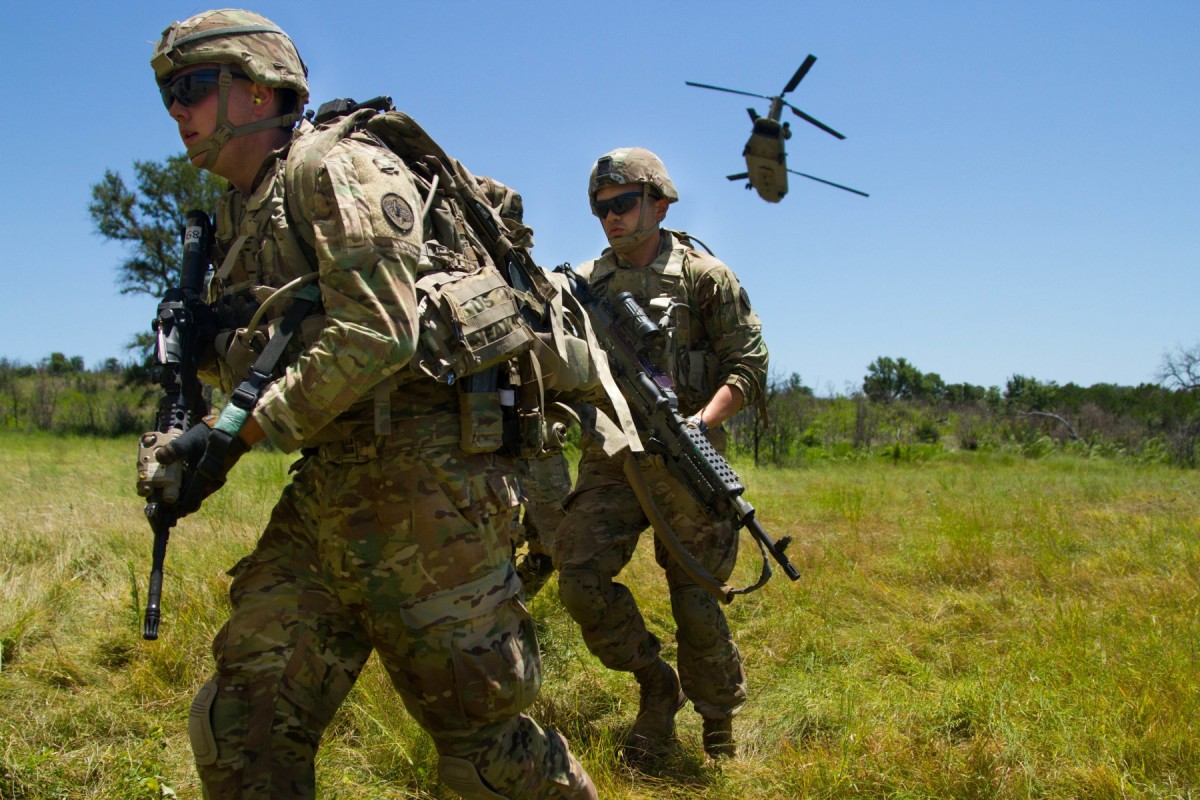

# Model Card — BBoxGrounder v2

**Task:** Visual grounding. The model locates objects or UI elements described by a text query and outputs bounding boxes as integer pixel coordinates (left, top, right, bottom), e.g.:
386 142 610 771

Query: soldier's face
165 64 261 175
594 184 667 242
594 185 643 237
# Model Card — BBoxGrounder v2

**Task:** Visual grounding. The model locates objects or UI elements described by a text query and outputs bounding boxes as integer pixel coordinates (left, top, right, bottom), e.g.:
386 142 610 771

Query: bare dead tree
1157 343 1200 391
1018 410 1080 441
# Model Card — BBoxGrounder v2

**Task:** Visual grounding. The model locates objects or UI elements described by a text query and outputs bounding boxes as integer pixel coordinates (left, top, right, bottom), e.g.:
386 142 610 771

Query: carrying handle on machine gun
308 95 395 125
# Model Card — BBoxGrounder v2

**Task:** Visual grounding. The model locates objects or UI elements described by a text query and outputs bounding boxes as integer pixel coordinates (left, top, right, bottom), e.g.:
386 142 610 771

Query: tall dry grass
1 434 1197 798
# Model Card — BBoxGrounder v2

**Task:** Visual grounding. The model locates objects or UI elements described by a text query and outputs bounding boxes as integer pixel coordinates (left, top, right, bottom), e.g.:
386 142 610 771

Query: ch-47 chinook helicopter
686 54 869 203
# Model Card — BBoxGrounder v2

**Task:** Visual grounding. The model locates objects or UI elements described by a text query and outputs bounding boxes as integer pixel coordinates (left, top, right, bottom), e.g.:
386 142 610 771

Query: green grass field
1 432 1197 799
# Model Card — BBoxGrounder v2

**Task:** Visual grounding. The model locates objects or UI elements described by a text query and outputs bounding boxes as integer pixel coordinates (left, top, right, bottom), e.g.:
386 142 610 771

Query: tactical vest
207 157 327 396
576 229 723 414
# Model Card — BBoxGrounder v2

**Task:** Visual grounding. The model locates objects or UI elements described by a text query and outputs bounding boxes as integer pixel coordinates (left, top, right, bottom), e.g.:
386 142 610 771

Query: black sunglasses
160 68 248 110
593 190 644 218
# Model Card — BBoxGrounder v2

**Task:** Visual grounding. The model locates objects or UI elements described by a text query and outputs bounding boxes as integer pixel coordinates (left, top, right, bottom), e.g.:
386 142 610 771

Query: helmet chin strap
606 186 659 254
184 64 302 170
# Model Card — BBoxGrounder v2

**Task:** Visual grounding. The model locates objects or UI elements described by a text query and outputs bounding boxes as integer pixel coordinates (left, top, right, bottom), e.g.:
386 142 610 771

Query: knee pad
438 755 509 799
188 681 219 767
556 569 608 628
671 585 729 652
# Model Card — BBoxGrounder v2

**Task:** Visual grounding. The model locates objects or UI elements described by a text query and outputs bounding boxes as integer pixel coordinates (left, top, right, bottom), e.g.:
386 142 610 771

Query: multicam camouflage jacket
205 123 426 453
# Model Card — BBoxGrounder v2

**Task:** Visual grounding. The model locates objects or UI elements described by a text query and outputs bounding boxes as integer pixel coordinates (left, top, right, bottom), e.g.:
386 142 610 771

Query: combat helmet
588 147 679 215
152 9 309 169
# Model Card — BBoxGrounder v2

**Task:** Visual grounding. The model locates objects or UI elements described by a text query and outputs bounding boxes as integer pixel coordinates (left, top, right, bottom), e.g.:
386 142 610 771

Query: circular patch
381 193 415 234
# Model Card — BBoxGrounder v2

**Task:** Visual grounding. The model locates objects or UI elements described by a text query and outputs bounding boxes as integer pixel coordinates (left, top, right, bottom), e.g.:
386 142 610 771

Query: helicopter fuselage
743 117 791 202
688 54 866 203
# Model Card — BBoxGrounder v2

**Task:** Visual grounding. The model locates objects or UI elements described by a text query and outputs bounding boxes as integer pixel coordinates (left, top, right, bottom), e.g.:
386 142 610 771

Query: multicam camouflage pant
190 440 594 799
552 435 748 721
512 450 572 594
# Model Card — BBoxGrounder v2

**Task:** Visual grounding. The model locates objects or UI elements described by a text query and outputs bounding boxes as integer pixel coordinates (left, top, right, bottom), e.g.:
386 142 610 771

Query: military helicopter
686 54 868 203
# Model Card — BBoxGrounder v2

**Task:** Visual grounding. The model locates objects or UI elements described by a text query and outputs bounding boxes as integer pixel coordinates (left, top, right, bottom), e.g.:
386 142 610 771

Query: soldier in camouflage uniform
553 148 769 760
147 9 596 799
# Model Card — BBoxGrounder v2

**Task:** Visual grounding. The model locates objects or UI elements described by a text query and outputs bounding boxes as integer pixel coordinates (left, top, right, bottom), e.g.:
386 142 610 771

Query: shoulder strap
284 112 373 250
663 228 715 256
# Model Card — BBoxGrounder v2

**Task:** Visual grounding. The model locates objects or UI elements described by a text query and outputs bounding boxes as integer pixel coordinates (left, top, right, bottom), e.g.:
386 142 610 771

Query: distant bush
729 368 1200 468
0 358 153 436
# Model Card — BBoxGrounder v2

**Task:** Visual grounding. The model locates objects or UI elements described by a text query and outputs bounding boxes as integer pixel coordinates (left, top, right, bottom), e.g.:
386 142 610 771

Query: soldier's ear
653 197 669 223
249 84 274 114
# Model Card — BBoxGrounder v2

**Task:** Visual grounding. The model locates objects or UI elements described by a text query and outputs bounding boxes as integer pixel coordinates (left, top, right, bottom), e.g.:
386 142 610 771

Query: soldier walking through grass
143 9 597 798
553 148 769 761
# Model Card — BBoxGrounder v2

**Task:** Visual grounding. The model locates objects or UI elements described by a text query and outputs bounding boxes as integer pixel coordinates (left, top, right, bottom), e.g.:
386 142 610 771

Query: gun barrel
142 507 173 640
560 263 797 595
747 516 800 581
181 211 212 295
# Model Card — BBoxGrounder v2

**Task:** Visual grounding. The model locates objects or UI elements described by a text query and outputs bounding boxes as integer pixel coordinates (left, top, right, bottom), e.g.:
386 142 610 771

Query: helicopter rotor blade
727 173 750 181
685 81 771 101
782 54 817 95
787 169 869 197
786 103 847 139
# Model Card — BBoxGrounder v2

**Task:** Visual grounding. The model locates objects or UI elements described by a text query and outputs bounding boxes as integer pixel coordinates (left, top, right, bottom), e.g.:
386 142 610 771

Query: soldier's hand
156 422 247 517
154 423 212 467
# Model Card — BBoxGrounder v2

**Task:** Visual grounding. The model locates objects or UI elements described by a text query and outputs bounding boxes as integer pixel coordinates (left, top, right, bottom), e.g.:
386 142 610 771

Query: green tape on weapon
213 404 250 438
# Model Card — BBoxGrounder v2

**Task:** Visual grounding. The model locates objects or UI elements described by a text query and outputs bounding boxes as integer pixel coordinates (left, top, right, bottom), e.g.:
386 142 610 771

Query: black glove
156 423 247 517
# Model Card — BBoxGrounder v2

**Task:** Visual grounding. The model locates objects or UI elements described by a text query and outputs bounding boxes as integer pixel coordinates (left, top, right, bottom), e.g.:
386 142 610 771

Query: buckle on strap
317 436 379 464
231 370 270 410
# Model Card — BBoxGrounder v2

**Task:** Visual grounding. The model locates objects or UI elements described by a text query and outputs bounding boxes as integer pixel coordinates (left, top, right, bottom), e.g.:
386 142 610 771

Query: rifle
556 266 799 600
135 210 213 640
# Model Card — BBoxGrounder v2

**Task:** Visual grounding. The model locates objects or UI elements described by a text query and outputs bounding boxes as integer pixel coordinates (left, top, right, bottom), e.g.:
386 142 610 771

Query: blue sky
1 1 1196 394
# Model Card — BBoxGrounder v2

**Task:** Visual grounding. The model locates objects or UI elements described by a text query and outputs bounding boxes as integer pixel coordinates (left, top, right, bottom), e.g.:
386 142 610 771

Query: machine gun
135 210 213 640
556 266 800 600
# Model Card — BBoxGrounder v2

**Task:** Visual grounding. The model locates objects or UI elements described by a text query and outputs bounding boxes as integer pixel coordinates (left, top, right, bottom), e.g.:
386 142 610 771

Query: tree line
727 354 1200 468
5 350 1198 467
0 355 145 437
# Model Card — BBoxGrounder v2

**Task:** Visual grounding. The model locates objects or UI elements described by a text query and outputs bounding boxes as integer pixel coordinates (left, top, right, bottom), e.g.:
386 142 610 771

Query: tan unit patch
381 193 415 234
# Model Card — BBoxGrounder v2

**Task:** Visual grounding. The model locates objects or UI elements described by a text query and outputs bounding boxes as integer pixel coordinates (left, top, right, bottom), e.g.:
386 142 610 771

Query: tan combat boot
702 717 735 759
623 659 687 762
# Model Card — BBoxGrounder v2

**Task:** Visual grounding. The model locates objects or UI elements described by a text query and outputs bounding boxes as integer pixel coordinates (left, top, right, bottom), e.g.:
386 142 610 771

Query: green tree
1004 374 1056 411
41 353 84 376
863 356 930 403
943 382 987 405
88 154 226 300
917 370 946 402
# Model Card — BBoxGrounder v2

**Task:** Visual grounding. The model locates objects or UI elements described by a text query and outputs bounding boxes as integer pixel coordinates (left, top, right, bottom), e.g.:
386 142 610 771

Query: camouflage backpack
283 97 553 387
